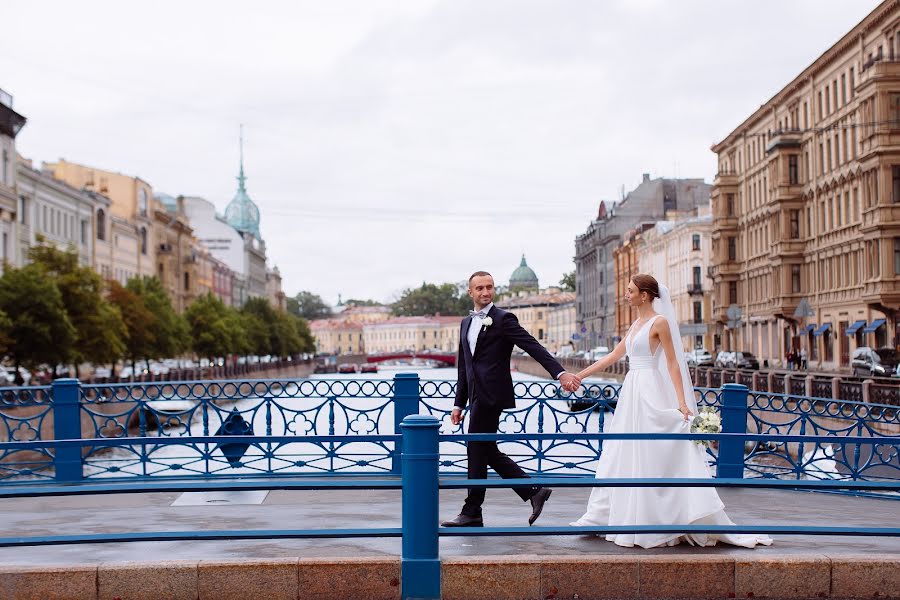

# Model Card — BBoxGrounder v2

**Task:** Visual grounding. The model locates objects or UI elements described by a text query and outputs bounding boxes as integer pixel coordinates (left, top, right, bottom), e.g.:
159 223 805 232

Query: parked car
733 351 760 370
851 347 900 378
685 348 714 367
359 363 378 374
337 363 358 374
714 351 735 368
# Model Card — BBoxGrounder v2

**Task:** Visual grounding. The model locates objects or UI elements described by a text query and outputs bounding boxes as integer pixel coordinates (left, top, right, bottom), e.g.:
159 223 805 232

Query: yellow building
338 304 392 324
497 290 576 352
309 319 364 355
45 159 157 283
710 0 900 371
153 196 194 312
362 316 462 354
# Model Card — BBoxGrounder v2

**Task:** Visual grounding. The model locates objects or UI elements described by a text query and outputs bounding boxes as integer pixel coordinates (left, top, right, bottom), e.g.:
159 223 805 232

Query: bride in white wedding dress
570 274 772 549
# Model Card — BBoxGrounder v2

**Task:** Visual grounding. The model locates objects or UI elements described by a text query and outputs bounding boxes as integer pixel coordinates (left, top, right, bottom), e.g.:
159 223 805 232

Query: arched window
96 209 106 241
140 227 147 255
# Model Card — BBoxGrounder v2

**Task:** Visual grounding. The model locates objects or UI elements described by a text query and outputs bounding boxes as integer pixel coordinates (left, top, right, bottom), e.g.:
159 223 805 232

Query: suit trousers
462 398 538 516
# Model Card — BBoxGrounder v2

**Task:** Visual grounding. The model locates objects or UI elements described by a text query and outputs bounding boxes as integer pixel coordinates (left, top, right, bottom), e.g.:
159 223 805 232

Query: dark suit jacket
455 305 565 411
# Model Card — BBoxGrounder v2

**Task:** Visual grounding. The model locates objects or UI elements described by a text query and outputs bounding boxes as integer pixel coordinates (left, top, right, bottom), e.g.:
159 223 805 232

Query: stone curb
0 554 896 599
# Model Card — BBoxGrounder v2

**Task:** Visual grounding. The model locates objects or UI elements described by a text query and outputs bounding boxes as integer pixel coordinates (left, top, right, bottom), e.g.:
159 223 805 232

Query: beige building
545 296 577 354
310 319 364 355
497 290 577 352
266 266 286 312
153 197 195 313
362 316 462 354
45 159 157 283
637 208 715 352
710 0 900 371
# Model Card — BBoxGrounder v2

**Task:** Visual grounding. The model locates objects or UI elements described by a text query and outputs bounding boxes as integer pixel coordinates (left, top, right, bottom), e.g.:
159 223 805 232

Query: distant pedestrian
800 348 808 370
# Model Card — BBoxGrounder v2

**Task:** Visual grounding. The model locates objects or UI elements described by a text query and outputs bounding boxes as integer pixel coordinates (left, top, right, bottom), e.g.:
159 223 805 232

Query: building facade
152 197 195 313
575 175 711 349
309 319 364 355
361 316 462 354
709 0 900 371
636 208 715 352
497 290 577 352
45 159 157 281
16 159 102 269
0 89 26 270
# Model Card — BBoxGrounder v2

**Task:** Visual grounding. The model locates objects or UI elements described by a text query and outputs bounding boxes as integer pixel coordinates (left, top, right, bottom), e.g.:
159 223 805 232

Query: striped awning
812 323 831 337
845 320 867 335
862 319 886 334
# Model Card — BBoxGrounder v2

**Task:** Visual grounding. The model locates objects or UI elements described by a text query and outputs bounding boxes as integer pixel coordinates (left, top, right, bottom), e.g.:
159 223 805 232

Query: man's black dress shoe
528 488 552 525
440 514 484 527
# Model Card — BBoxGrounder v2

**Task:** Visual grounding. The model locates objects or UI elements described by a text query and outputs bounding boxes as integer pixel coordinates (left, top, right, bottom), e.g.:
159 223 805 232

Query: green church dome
509 255 539 291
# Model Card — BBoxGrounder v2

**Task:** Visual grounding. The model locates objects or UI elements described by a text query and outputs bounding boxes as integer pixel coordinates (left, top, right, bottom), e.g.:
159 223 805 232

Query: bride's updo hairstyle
631 273 660 303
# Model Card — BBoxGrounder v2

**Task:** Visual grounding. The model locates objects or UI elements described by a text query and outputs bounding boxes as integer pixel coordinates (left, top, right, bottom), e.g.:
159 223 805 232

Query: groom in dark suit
441 271 580 527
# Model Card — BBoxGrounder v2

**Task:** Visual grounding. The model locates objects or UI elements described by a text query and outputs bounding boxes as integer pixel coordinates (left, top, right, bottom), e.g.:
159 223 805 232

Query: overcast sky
1 0 882 305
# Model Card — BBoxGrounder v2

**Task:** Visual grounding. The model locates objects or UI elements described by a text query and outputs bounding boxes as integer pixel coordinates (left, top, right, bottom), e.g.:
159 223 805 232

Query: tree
107 281 155 375
560 271 576 292
28 243 127 372
241 297 281 356
293 315 316 354
184 294 243 361
0 263 75 379
126 276 189 362
289 291 332 320
392 283 470 317
343 298 380 307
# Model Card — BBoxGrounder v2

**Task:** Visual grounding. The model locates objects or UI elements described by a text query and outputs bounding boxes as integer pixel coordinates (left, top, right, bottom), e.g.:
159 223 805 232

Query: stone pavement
0 485 898 599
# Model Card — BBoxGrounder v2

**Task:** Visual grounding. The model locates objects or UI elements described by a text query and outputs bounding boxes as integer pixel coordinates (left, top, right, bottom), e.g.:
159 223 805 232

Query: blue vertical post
400 415 441 600
52 378 84 483
716 383 748 479
392 373 421 474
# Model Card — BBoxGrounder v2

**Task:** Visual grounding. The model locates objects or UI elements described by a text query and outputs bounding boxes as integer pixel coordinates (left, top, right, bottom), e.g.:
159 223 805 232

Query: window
727 237 737 261
693 301 702 323
96 209 106 241
850 67 855 99
891 93 900 127
818 91 823 117
18 195 27 225
1 149 7 185
841 74 847 105
791 265 801 293
895 238 900 275
139 188 148 217
538 328 544 340
80 220 88 244
183 271 190 291
894 167 900 203
692 233 701 251
825 87 830 114
789 210 800 239
729 281 738 304
140 228 147 255
726 193 735 216
789 155 799 184
693 266 701 287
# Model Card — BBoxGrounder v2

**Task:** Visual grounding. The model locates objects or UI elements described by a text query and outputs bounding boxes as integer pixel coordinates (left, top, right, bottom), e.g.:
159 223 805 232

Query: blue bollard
52 378 84 483
392 373 421 475
716 383 749 479
400 414 441 600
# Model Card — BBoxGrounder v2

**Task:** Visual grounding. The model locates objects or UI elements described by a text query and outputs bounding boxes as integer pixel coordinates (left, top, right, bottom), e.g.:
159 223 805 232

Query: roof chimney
642 173 650 183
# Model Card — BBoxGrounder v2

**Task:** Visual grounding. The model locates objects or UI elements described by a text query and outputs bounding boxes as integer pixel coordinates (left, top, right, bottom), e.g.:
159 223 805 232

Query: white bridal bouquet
690 407 722 447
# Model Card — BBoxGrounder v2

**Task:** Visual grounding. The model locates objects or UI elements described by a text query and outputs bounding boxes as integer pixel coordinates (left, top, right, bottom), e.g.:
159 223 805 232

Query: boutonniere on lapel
481 316 493 331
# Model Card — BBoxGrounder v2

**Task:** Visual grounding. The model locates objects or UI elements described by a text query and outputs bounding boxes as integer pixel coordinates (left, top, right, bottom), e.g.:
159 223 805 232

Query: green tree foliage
289 291 332 320
28 243 127 369
184 294 242 361
107 281 155 373
0 263 75 375
126 277 189 360
559 271 576 292
392 283 470 317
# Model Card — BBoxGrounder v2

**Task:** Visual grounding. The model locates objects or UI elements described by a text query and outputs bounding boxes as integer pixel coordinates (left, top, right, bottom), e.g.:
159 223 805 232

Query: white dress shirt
467 302 493 355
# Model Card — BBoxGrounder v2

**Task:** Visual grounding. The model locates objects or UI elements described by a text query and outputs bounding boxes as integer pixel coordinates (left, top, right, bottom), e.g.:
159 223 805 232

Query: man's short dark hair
468 271 493 285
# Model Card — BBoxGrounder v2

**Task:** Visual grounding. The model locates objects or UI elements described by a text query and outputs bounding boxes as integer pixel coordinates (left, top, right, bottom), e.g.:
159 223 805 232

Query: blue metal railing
0 374 898 486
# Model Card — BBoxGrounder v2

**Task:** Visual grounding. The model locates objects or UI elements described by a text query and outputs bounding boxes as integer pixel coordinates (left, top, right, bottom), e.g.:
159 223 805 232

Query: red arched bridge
365 352 457 366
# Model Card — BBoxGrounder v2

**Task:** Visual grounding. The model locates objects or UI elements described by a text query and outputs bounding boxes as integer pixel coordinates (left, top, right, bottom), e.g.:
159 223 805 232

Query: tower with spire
224 125 261 240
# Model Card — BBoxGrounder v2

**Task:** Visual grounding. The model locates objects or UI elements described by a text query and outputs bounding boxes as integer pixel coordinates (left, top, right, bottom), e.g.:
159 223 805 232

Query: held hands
559 372 582 392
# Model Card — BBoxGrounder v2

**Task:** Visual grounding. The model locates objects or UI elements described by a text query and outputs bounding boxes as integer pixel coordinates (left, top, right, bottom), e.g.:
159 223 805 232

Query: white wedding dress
571 314 773 549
